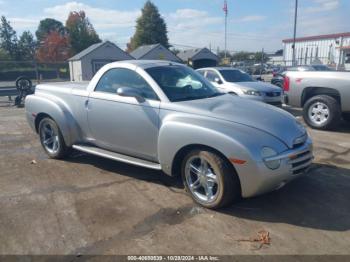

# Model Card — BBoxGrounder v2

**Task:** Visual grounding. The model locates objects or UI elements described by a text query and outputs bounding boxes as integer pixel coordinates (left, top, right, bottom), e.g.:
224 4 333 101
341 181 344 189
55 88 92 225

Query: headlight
261 147 281 170
243 90 261 96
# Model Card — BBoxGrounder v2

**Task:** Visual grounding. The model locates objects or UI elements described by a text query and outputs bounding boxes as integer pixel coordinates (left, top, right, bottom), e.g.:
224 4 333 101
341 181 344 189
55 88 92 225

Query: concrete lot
0 100 349 255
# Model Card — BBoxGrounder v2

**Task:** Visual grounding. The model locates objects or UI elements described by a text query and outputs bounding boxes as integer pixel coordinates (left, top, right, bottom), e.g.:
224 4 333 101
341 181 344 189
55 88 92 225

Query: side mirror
117 87 145 103
214 77 223 85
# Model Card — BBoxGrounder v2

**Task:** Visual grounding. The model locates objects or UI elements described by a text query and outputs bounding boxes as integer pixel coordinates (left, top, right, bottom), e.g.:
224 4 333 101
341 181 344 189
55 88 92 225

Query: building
177 48 219 69
68 41 134 81
267 50 284 66
283 32 350 70
130 44 182 62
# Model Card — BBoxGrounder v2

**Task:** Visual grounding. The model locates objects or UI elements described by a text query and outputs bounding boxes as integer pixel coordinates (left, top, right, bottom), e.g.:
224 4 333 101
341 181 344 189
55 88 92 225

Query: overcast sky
0 0 349 53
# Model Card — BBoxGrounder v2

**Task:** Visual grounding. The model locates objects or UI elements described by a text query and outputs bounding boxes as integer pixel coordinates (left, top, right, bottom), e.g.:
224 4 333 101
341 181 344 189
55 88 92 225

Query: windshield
146 65 223 102
219 69 254 83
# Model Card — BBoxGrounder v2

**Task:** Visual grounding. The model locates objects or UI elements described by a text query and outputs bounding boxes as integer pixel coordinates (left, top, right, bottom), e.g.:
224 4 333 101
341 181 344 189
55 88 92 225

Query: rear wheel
38 118 71 159
181 149 241 209
303 95 341 130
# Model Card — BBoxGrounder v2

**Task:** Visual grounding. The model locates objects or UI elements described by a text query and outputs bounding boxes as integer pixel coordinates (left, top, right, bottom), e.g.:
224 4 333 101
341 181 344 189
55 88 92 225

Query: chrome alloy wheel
308 102 330 126
185 156 219 203
40 121 60 154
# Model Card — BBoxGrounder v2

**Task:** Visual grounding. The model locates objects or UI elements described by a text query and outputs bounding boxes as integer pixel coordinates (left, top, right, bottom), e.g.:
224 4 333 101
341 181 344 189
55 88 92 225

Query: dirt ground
0 99 349 255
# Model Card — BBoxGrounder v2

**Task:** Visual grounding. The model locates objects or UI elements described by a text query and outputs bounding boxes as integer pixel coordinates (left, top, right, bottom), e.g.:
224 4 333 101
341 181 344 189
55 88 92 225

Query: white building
283 32 350 70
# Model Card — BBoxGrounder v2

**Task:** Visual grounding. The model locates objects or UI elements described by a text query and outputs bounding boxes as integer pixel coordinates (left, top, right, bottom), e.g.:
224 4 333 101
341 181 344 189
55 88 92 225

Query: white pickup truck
283 71 350 130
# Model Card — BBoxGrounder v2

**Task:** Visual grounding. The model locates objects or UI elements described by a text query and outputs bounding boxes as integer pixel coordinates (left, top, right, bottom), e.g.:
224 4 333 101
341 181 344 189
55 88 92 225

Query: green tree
217 51 232 60
36 18 65 43
0 16 18 60
127 1 169 51
0 48 10 60
254 51 269 63
66 11 101 54
231 51 253 62
18 31 36 60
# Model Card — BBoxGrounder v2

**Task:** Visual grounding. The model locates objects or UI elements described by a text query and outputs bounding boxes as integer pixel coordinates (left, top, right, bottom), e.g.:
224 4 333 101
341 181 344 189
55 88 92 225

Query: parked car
197 67 282 106
271 65 333 88
25 60 313 209
283 71 350 129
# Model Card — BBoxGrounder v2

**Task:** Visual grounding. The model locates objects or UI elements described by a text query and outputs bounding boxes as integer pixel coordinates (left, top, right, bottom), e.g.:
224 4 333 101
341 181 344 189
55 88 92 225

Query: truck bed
36 81 89 92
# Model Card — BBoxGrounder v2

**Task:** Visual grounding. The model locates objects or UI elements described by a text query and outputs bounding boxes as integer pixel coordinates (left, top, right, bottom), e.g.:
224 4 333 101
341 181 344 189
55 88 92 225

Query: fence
0 61 70 84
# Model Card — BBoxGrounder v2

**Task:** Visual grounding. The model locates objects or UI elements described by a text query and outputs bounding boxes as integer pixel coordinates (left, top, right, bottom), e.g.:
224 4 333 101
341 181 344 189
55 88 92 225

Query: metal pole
261 48 264 77
337 37 343 71
225 12 228 59
292 0 299 66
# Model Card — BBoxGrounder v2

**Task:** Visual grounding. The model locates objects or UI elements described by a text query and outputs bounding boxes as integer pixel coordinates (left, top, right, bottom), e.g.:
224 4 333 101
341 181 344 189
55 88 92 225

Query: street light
292 0 299 66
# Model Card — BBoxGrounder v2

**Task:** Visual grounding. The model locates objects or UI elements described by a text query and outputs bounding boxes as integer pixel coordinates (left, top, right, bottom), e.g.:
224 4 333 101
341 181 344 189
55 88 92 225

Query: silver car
197 67 283 106
25 60 313 209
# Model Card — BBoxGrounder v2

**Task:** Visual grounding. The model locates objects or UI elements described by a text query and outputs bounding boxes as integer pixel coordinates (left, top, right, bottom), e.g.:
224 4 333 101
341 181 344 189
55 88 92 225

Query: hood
232 81 281 92
166 95 305 148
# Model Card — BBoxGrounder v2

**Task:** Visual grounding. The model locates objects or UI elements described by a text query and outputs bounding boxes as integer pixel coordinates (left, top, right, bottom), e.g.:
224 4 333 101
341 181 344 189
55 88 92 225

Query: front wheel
181 149 241 209
38 118 71 159
303 95 341 130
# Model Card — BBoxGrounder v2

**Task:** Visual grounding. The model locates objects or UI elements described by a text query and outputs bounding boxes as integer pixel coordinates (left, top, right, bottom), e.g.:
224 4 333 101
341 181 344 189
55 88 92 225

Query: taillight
283 76 290 92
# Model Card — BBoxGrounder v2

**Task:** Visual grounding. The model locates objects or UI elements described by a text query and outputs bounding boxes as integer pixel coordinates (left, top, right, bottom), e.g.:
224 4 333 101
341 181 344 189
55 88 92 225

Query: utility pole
223 0 228 59
261 48 264 77
337 37 344 70
292 0 299 66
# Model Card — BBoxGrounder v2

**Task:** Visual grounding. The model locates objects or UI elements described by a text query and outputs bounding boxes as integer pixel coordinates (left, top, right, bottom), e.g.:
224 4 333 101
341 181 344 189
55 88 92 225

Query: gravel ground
0 100 349 255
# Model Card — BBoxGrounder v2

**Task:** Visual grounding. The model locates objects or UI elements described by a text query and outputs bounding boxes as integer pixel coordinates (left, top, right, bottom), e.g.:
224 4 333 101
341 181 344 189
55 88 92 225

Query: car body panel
285 71 350 112
25 60 313 199
197 67 282 105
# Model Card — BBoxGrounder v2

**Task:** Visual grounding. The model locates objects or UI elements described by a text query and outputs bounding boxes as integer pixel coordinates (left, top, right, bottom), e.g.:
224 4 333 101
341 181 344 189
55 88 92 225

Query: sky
0 0 349 53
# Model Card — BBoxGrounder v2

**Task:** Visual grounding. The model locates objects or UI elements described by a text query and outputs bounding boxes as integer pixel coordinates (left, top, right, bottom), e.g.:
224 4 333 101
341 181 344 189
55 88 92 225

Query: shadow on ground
67 150 350 232
67 151 184 190
222 163 350 231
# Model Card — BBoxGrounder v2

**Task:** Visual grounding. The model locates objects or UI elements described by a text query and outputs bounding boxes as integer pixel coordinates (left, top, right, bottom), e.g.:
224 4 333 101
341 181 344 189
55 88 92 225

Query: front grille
289 150 313 175
265 92 281 97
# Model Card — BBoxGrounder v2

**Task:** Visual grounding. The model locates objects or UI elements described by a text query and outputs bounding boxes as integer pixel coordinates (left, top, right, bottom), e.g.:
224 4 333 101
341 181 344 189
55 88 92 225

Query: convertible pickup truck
25 60 313 209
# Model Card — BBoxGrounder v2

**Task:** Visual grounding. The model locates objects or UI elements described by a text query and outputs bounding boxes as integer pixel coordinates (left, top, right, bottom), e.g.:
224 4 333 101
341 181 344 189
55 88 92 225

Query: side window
206 70 220 82
95 68 159 100
197 70 205 76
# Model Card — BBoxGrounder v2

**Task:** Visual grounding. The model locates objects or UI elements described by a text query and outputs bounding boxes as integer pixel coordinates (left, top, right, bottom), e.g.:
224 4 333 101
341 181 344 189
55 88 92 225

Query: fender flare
26 95 80 146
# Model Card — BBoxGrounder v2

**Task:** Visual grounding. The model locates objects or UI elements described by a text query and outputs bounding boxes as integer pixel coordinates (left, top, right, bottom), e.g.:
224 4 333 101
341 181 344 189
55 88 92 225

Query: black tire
181 149 241 209
38 118 71 159
15 76 32 92
342 113 350 122
303 95 341 130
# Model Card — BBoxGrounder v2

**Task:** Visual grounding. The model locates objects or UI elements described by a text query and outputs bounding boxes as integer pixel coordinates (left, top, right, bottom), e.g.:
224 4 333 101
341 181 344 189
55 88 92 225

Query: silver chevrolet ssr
25 60 313 209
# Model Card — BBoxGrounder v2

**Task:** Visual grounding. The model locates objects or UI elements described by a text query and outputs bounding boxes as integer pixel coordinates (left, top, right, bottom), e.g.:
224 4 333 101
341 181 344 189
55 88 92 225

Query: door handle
85 100 90 110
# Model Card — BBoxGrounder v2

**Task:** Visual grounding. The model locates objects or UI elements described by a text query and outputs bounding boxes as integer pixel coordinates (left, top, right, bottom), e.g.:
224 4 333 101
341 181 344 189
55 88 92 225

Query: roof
68 41 132 61
283 32 350 43
197 67 238 71
177 48 203 61
177 48 218 62
130 44 161 59
104 60 184 69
